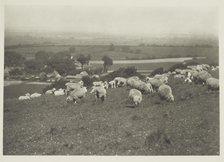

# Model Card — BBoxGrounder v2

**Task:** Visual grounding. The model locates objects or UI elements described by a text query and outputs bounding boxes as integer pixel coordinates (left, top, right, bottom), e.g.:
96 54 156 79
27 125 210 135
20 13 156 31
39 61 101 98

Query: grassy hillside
3 73 219 155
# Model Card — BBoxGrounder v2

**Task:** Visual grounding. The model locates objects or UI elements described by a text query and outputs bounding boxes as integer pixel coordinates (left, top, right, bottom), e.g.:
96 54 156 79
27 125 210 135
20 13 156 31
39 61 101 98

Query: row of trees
5 49 114 76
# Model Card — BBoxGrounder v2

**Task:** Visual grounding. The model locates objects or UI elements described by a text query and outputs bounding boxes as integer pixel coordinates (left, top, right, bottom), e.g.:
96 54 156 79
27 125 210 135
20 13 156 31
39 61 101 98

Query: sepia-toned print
3 2 219 155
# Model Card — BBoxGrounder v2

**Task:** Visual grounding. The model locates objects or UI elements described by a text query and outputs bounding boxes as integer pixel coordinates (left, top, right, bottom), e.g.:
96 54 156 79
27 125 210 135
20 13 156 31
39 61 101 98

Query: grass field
3 71 219 155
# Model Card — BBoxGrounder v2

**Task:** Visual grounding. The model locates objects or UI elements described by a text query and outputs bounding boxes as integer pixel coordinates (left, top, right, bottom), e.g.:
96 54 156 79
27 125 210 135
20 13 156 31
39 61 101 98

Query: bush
168 63 187 72
9 68 24 76
82 76 94 88
150 67 164 77
101 66 144 81
42 79 67 93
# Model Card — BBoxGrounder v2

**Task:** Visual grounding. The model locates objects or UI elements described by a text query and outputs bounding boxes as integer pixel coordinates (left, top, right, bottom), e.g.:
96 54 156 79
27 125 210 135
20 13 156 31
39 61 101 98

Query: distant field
5 45 219 62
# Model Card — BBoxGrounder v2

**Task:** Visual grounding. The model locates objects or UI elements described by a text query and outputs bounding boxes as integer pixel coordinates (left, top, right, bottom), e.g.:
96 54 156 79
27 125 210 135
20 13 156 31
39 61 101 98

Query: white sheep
18 93 31 100
129 89 142 106
195 70 212 84
54 89 65 96
30 93 41 98
92 81 103 86
206 77 219 91
127 77 153 94
90 86 107 102
65 82 83 94
146 77 163 90
66 86 88 103
45 88 56 95
109 80 116 88
158 84 174 102
114 77 127 87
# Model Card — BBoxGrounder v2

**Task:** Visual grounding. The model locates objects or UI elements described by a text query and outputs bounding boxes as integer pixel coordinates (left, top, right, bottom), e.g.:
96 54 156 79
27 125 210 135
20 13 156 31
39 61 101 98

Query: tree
24 60 43 74
47 56 76 75
5 51 25 67
86 54 91 65
35 51 50 65
77 54 89 70
102 55 113 72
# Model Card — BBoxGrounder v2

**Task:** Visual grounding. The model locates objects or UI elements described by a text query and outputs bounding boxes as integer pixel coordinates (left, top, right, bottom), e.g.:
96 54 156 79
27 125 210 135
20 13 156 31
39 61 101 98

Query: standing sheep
158 84 174 102
90 86 107 102
66 87 88 103
129 89 142 106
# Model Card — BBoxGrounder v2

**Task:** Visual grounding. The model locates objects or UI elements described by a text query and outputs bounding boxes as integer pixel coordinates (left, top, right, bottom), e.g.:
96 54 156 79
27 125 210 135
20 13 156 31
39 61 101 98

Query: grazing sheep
109 80 116 88
66 87 88 103
154 74 168 84
158 84 174 102
146 77 163 90
195 71 212 84
114 77 127 87
18 93 31 100
174 74 185 79
93 81 103 86
45 88 56 95
206 77 219 91
30 93 41 98
54 89 65 96
129 89 142 106
90 86 107 102
65 82 83 94
127 78 153 93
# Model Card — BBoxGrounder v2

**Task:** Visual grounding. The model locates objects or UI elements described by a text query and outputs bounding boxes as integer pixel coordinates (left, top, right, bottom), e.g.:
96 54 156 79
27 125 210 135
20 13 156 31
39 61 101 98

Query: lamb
90 86 107 102
109 80 116 88
66 87 88 103
158 84 174 102
114 77 127 87
65 82 83 94
128 89 142 106
206 77 219 91
30 93 41 98
18 93 31 100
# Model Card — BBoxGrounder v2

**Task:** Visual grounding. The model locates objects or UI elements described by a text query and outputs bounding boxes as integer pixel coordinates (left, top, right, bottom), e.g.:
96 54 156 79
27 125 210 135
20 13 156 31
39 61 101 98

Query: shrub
82 76 94 88
150 67 164 77
101 66 144 81
42 78 67 93
168 63 187 72
9 68 24 76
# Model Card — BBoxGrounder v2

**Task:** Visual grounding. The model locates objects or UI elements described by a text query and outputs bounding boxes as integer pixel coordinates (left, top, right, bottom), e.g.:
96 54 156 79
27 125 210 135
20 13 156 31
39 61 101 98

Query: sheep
30 93 41 98
18 93 31 100
127 77 153 93
194 70 212 84
174 74 185 79
146 77 163 90
66 87 88 103
158 84 174 102
114 77 127 88
54 89 65 96
206 77 219 91
92 81 103 86
109 80 116 88
90 86 107 102
45 88 56 95
128 89 142 106
154 74 168 84
65 82 83 94
103 81 109 89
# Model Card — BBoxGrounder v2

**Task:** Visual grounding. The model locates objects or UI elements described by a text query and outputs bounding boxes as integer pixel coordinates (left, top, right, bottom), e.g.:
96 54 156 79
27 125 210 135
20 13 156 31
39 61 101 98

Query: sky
4 3 218 37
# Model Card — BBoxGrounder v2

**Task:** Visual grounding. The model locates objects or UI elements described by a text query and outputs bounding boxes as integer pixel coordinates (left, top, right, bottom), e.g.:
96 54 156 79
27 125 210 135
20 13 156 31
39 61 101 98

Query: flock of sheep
18 63 219 107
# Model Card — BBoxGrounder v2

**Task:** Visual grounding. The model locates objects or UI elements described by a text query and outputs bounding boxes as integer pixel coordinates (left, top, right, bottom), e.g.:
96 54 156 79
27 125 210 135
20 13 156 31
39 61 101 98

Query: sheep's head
133 96 142 105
